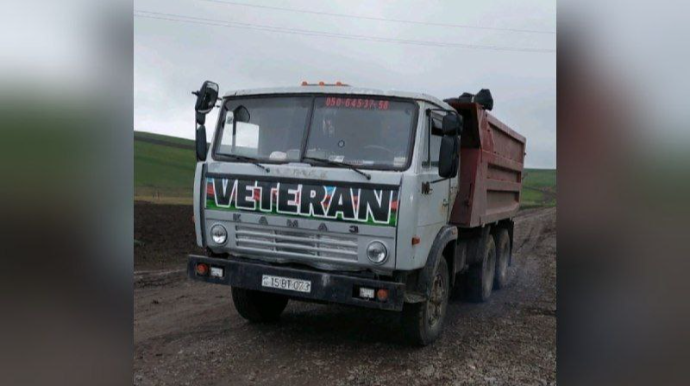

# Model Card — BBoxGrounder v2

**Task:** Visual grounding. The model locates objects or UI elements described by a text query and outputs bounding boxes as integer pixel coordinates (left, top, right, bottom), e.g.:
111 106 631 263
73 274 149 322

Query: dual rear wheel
467 228 512 302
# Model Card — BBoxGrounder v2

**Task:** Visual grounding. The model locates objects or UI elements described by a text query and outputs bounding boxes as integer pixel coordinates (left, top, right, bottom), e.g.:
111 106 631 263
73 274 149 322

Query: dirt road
134 205 556 385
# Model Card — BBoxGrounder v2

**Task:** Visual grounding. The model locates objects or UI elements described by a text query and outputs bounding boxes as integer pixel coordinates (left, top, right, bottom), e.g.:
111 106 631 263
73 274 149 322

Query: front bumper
188 255 405 311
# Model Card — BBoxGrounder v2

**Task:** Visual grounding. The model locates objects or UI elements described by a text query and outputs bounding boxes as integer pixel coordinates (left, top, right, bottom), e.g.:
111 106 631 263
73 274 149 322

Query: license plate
210 267 224 278
261 275 312 293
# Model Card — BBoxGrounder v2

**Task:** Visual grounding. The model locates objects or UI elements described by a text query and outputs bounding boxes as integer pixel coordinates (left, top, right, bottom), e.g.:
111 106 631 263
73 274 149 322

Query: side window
429 131 441 168
421 118 429 168
423 109 445 169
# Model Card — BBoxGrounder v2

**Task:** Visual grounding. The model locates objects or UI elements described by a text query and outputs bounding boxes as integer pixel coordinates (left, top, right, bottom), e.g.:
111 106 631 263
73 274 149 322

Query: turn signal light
196 263 209 276
411 236 421 245
376 288 389 301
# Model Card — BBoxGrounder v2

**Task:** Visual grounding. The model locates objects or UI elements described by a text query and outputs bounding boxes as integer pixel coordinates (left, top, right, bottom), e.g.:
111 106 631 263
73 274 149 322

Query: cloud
135 0 556 168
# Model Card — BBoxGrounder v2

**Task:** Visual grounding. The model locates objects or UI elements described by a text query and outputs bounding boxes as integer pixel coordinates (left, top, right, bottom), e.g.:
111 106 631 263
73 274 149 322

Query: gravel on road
134 204 556 386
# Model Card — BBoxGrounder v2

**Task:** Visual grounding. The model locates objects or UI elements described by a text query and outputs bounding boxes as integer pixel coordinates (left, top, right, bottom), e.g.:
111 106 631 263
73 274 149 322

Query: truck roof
223 86 453 109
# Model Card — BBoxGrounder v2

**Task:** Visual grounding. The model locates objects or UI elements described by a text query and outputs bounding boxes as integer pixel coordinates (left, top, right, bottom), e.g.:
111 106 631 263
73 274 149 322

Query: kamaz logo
207 176 400 226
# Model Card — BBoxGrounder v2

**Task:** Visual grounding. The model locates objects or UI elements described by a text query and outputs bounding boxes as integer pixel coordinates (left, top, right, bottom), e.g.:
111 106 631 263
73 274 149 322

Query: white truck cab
187 81 524 345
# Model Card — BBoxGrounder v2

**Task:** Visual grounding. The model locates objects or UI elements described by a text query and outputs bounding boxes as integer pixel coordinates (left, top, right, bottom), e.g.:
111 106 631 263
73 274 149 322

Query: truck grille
234 225 359 261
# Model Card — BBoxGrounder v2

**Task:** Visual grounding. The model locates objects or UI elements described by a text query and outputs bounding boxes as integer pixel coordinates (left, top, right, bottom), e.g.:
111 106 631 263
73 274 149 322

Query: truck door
417 106 451 227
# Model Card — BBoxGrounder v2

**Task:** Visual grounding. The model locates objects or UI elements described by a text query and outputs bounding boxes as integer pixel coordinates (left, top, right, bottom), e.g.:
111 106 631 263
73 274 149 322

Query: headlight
211 224 228 245
366 241 388 264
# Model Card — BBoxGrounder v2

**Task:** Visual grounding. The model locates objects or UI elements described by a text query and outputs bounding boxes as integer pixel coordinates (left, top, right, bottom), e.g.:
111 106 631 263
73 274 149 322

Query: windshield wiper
226 154 270 173
303 156 371 180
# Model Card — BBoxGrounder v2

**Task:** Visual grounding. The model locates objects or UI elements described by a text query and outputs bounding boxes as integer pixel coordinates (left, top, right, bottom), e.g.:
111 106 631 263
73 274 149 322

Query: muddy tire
493 229 511 289
401 258 450 346
231 288 289 323
467 235 496 302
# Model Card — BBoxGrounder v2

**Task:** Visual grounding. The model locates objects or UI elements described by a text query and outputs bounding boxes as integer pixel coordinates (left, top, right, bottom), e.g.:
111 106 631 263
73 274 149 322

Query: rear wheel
467 235 496 302
493 229 511 289
231 288 289 323
401 258 450 346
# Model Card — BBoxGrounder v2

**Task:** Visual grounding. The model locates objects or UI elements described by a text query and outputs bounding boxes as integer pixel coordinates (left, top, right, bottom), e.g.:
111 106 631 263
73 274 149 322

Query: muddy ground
134 202 203 272
134 203 556 385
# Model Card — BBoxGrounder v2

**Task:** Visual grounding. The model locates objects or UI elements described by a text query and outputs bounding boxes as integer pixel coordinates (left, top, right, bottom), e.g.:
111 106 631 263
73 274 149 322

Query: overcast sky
134 0 556 168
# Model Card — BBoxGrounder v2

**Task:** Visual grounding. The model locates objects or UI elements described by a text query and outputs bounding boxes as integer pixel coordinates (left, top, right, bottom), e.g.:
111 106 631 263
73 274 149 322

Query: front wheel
231 288 289 323
401 258 450 346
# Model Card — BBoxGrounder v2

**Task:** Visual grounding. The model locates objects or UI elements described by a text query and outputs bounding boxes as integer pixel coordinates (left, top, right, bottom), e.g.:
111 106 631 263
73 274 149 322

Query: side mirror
438 135 459 179
192 80 218 162
442 113 463 136
196 125 207 162
193 80 219 125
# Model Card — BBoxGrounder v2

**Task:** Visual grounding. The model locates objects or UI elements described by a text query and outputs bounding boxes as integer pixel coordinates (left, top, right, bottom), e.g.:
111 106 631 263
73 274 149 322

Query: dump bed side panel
447 103 526 228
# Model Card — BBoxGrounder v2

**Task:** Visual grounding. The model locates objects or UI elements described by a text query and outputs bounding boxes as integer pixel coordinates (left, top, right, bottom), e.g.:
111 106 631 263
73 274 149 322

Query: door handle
442 199 449 207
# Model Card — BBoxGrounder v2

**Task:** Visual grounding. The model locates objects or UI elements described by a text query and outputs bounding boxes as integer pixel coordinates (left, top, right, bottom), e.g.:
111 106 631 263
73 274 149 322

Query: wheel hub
427 272 446 326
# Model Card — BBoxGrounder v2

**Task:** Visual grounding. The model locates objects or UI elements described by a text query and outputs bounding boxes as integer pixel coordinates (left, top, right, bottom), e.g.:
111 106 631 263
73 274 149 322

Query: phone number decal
324 97 390 110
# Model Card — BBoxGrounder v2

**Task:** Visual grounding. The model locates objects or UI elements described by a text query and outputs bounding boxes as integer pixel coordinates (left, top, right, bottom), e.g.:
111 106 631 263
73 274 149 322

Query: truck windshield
215 95 417 169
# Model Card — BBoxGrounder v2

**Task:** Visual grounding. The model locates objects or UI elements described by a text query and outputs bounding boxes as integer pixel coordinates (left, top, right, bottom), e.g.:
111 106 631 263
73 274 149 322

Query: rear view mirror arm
430 177 450 184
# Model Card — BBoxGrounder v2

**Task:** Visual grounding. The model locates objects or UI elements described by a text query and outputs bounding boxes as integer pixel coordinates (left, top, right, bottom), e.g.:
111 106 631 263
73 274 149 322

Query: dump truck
187 82 526 345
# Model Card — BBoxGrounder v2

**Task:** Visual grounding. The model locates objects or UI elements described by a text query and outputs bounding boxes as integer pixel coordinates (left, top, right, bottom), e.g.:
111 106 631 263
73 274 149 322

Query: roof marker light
301 81 350 87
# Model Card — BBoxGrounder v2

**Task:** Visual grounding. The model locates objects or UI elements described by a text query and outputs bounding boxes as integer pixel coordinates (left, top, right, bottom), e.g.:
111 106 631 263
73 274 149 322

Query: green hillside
521 168 557 208
134 131 556 207
134 131 196 203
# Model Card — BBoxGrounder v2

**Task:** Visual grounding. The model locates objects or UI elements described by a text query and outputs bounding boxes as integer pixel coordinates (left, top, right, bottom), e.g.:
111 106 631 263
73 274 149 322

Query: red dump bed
447 102 526 228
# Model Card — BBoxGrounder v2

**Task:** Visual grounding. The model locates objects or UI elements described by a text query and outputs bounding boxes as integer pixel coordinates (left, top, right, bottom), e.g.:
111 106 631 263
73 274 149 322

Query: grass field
520 168 557 208
134 132 196 203
134 131 556 207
